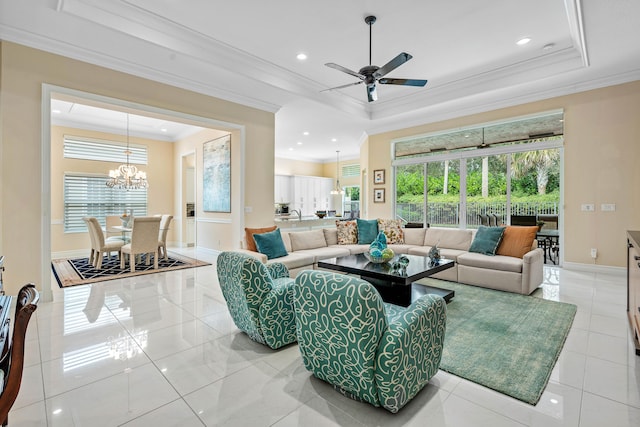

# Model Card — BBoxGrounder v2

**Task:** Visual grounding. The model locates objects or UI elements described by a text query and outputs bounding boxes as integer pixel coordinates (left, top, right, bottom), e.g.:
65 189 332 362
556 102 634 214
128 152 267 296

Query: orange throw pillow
496 226 538 258
244 226 277 252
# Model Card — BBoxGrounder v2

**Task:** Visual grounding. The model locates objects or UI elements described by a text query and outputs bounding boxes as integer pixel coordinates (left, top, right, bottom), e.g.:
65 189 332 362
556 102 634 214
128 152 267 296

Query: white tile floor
8 248 640 426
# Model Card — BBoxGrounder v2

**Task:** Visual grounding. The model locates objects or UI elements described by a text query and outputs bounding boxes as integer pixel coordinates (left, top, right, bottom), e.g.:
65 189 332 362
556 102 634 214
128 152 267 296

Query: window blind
64 136 148 164
342 163 360 178
64 174 147 233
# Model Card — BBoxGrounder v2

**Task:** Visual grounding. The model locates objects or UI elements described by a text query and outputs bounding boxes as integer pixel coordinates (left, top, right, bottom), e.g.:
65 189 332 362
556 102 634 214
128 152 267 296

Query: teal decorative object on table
367 231 394 263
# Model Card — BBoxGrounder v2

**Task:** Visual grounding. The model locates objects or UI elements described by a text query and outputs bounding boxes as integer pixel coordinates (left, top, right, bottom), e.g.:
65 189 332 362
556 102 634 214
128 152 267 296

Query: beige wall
366 81 640 268
275 157 325 176
0 41 275 296
50 126 175 254
173 128 234 251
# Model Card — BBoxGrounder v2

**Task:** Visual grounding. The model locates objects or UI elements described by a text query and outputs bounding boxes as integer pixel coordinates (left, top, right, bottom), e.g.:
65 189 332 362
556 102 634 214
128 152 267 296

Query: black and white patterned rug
52 252 210 287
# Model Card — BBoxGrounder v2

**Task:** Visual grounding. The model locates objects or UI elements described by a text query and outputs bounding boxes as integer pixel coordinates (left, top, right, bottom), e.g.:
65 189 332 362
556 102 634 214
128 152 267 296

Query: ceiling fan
324 15 428 102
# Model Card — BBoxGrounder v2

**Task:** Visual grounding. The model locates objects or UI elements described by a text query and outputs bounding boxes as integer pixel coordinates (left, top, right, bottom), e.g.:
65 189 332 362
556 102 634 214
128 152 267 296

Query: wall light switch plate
244 206 253 213
581 204 595 212
601 203 616 212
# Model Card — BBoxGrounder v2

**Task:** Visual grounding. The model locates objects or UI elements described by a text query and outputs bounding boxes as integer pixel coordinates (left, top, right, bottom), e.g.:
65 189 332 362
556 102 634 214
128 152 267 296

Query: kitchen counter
275 216 347 231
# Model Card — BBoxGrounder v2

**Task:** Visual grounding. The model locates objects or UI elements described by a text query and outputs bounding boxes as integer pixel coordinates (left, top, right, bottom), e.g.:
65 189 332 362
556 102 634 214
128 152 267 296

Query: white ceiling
1 0 640 162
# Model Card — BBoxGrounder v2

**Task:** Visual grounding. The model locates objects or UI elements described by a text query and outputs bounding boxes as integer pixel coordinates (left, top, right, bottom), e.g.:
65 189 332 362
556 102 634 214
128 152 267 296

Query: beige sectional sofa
238 226 544 295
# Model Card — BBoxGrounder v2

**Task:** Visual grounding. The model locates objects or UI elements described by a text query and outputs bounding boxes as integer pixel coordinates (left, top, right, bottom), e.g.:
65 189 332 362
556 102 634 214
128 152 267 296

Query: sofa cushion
407 246 468 262
357 218 378 244
469 226 506 256
253 228 288 259
457 252 523 273
323 228 338 245
244 225 277 252
336 220 358 244
289 229 327 251
266 252 315 270
328 244 369 255
496 226 538 258
296 247 351 263
377 219 404 244
424 227 473 250
403 228 426 245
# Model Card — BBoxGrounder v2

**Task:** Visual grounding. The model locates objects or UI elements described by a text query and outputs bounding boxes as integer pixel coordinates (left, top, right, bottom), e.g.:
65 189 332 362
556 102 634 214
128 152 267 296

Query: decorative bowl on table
315 212 327 218
364 250 395 264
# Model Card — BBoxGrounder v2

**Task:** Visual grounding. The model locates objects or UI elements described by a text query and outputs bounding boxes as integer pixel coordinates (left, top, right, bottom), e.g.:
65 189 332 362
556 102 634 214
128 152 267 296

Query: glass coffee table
318 253 455 307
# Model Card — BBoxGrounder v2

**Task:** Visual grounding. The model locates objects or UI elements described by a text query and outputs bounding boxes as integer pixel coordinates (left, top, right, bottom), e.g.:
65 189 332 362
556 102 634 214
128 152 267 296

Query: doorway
182 153 196 247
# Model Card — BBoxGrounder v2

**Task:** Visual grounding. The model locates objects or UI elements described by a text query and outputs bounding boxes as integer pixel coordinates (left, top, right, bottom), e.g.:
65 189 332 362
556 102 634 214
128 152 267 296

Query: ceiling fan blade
325 63 365 80
367 84 378 102
373 52 413 78
379 78 428 87
320 81 364 92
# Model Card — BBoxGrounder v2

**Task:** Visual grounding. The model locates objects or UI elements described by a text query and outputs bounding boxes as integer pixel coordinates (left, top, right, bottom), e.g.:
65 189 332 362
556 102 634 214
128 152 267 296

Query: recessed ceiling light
288 147 294 151
296 53 307 60
516 37 531 46
297 141 303 145
52 109 61 114
303 131 309 136
331 138 337 142
160 128 168 132
542 43 555 51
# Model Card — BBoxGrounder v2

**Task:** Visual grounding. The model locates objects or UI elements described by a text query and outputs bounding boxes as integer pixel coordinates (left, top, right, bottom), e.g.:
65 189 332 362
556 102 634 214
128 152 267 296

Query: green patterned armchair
216 251 297 349
293 270 447 413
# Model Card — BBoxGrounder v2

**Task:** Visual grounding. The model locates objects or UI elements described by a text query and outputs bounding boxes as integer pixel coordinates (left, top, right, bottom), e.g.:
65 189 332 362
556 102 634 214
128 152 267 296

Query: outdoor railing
396 201 559 227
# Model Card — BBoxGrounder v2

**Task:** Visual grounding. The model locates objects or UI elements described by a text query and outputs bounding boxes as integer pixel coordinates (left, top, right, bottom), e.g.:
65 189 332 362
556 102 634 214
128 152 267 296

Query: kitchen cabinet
285 175 334 216
275 175 292 203
627 231 640 356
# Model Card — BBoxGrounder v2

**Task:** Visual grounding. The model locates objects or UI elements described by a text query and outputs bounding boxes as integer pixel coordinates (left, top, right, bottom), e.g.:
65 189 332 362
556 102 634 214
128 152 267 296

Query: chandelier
330 150 345 195
106 114 148 190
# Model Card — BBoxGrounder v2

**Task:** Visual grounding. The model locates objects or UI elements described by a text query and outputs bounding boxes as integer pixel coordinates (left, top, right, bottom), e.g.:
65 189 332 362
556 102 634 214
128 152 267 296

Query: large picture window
393 111 563 229
64 174 147 233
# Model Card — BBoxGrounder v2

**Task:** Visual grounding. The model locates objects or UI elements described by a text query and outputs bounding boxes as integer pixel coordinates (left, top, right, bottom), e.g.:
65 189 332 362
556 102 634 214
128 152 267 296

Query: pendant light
106 114 148 190
330 150 345 195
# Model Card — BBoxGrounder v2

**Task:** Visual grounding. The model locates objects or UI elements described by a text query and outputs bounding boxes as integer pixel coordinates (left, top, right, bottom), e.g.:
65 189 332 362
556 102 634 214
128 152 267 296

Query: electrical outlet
590 248 597 258
581 204 595 212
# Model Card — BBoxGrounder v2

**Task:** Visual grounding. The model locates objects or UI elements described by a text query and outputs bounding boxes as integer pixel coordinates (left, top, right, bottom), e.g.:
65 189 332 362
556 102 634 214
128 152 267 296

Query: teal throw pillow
253 228 288 260
357 218 379 244
469 225 506 256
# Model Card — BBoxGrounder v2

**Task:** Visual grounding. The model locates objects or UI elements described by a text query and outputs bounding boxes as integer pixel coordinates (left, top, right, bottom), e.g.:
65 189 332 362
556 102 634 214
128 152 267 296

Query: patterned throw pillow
377 219 405 244
336 220 357 244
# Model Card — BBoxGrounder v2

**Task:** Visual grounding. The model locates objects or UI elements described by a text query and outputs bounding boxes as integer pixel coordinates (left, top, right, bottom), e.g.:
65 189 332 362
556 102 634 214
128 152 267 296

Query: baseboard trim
52 250 90 260
562 261 625 276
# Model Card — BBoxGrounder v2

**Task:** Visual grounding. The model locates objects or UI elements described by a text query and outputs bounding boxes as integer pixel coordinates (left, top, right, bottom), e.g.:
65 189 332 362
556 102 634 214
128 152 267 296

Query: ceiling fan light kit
324 15 428 102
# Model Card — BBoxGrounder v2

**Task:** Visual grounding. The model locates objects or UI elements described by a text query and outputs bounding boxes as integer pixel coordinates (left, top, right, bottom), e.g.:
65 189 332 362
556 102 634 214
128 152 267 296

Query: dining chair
157 214 173 260
105 215 126 242
120 216 162 272
85 217 124 269
82 217 97 265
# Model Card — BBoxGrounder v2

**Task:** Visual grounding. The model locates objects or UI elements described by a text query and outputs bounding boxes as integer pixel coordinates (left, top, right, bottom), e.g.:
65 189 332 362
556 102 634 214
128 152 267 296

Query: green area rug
419 279 576 405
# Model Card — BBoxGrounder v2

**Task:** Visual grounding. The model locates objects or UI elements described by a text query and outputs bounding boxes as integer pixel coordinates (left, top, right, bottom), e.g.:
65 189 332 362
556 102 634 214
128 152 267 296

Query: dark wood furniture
627 231 640 356
0 284 39 426
318 254 455 307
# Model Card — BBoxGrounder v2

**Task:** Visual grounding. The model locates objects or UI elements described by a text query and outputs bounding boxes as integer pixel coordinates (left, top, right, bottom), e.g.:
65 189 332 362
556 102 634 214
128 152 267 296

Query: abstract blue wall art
203 135 231 212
